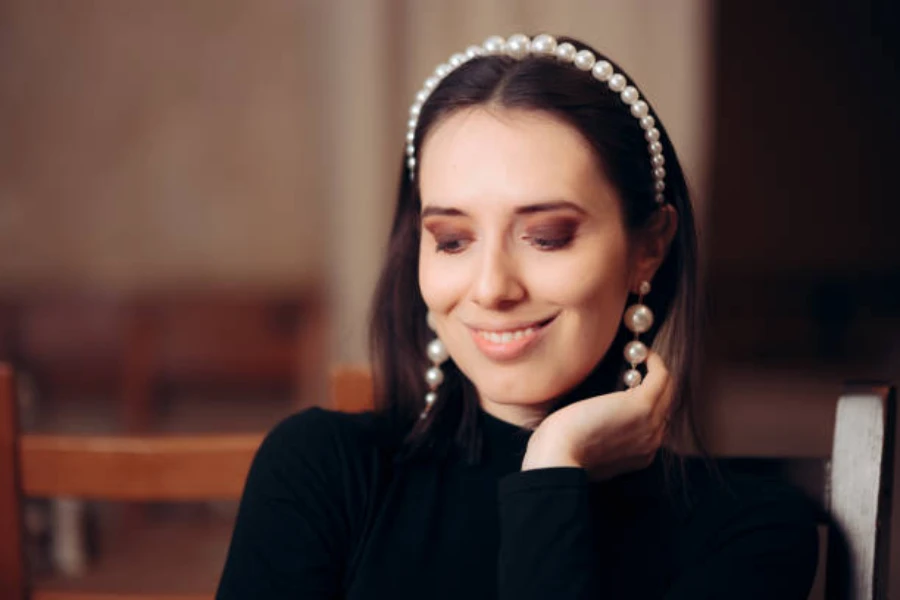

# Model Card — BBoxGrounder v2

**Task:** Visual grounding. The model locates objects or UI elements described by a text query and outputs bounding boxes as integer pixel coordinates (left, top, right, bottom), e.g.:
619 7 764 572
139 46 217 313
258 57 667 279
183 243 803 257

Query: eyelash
433 232 575 254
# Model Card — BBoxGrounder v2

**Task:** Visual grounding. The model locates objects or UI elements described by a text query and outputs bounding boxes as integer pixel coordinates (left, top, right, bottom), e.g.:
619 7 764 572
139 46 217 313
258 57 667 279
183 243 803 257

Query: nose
471 239 526 309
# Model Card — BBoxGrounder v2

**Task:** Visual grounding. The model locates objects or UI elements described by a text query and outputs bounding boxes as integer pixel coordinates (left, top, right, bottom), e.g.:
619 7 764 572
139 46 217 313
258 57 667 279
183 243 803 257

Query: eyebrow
421 200 587 218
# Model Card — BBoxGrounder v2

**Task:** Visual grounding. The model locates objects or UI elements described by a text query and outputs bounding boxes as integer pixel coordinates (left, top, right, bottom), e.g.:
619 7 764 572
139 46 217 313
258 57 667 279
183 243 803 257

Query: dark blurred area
0 0 898 596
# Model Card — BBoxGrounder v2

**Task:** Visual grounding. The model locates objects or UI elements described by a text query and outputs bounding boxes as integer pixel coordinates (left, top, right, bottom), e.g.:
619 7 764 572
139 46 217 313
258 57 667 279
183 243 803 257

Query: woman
217 34 818 599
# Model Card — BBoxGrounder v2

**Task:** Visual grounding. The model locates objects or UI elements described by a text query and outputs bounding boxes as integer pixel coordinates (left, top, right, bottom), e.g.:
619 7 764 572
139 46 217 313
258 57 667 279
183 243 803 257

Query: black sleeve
216 408 359 600
496 468 818 600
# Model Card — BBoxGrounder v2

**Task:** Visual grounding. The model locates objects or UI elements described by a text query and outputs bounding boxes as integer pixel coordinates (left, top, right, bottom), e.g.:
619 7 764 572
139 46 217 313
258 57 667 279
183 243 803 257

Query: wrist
521 437 581 471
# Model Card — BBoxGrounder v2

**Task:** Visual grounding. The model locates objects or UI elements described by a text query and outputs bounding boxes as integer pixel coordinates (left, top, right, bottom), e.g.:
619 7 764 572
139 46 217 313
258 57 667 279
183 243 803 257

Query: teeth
478 326 536 343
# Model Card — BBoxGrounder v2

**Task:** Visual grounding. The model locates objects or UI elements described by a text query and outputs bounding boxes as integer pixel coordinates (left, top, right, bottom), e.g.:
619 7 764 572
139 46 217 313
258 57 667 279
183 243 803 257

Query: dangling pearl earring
622 280 654 388
422 311 449 419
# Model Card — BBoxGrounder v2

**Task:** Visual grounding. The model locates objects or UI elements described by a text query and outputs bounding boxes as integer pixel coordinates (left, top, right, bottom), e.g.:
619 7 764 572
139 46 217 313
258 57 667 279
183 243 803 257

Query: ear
628 205 678 293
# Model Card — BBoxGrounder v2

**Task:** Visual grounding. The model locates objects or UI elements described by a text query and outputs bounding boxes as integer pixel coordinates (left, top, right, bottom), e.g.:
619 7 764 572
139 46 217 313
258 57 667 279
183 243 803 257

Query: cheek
418 246 467 314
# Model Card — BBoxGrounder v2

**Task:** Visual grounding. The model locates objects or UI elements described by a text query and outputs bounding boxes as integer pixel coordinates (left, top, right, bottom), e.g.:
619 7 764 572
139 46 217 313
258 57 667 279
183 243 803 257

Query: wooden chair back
329 365 374 413
721 383 895 599
0 363 262 600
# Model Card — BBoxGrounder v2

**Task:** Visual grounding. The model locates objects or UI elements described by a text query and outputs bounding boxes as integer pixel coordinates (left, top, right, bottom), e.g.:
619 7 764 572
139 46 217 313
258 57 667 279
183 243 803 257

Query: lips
468 315 557 361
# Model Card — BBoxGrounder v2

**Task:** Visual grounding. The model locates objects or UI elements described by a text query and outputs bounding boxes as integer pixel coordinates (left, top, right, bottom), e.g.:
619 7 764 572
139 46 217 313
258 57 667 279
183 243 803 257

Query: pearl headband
405 33 667 205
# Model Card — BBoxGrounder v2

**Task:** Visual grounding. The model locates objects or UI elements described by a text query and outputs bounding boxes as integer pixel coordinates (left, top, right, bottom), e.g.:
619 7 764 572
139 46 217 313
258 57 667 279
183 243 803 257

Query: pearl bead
640 115 656 130
653 167 666 180
620 86 639 104
651 154 665 168
484 35 505 54
624 304 654 334
655 193 665 204
506 34 530 58
466 45 482 59
573 50 596 71
415 90 428 104
639 280 651 295
424 76 439 91
608 74 627 92
406 131 415 144
427 338 449 364
435 63 451 78
630 100 649 118
406 143 414 156
426 311 437 331
410 103 421 117
531 34 557 54
407 157 416 170
623 369 643 388
425 366 444 388
645 128 660 142
555 42 577 62
654 180 666 192
449 53 466 67
624 340 649 365
425 391 437 406
648 141 663 155
591 60 613 81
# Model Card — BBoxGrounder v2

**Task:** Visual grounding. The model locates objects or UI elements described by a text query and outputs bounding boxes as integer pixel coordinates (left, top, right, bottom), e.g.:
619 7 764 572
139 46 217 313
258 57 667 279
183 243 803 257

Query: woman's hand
521 351 674 481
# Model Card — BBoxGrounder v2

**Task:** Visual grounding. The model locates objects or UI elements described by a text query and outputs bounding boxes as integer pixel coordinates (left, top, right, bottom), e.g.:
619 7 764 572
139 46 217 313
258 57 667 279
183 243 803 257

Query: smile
468 315 557 361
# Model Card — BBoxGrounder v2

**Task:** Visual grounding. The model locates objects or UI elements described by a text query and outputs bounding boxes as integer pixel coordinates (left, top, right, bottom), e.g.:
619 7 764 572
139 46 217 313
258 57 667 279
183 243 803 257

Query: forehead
418 107 614 210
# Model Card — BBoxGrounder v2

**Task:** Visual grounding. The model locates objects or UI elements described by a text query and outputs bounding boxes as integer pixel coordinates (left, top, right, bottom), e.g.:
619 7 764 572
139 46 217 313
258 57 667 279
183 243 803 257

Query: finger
640 350 670 400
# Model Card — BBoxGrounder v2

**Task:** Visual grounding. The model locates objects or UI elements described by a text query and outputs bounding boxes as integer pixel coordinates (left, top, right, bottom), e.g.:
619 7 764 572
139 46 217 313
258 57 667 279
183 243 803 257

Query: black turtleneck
216 407 818 599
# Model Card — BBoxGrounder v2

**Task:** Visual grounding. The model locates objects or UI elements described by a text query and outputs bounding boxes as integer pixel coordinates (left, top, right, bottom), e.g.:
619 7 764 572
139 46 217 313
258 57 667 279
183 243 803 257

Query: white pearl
407 156 416 170
425 391 437 406
620 85 639 104
624 304 654 334
407 118 417 129
655 193 665 204
406 143 414 156
484 36 505 54
591 60 613 81
651 154 665 168
648 141 663 155
449 53 466 68
406 130 415 144
555 42 577 62
410 102 421 117
653 167 666 180
654 180 666 192
639 280 652 295
426 311 437 331
427 338 449 364
416 90 429 104
640 115 655 130
630 100 649 118
608 74 627 92
623 369 643 388
425 366 444 388
573 50 596 71
506 34 530 58
424 76 439 91
645 128 660 142
624 340 649 365
531 34 557 54
435 63 451 78
466 45 483 59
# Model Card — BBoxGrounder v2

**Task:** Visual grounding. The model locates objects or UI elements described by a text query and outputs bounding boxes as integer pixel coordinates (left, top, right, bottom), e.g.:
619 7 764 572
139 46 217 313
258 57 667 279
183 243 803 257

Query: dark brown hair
370 36 703 463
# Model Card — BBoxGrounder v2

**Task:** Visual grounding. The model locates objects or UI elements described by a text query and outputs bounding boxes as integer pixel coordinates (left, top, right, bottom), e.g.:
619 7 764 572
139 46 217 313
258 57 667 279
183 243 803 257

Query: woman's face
418 107 658 426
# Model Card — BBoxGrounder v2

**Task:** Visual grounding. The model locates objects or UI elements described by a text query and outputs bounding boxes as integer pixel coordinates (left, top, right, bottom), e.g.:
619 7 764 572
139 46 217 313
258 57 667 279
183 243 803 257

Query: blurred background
0 0 897 596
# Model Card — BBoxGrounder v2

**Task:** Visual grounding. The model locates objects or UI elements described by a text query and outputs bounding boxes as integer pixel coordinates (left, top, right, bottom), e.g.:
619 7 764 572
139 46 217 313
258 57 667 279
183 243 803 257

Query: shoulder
257 407 397 471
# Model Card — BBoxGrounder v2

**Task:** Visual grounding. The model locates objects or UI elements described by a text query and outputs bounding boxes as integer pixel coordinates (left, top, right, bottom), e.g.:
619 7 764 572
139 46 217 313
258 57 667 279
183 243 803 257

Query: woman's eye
435 237 469 254
527 235 574 250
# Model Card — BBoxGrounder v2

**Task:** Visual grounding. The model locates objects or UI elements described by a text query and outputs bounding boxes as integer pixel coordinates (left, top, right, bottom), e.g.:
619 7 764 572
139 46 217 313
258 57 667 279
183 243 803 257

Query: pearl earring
422 311 449 419
622 280 654 388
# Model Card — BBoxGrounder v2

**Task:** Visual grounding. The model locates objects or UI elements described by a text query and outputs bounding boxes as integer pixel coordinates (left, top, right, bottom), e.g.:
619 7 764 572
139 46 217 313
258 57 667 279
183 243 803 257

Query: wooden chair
0 363 263 600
